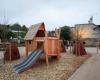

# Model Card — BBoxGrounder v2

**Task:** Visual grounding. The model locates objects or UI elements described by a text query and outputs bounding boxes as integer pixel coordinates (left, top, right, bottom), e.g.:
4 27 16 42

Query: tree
0 25 5 39
7 31 15 40
60 26 71 47
60 25 71 40
11 23 21 31
0 24 9 41
20 25 28 38
0 11 10 42
21 25 28 32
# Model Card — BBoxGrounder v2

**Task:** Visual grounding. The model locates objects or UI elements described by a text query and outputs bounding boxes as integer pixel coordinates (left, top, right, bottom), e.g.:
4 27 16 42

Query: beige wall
72 24 100 39
72 24 100 46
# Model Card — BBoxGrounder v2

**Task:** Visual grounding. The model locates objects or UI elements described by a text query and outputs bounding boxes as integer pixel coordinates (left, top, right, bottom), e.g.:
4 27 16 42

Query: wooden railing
34 37 45 41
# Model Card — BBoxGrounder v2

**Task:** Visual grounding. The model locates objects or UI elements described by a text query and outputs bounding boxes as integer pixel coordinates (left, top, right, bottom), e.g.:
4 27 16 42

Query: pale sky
0 0 100 30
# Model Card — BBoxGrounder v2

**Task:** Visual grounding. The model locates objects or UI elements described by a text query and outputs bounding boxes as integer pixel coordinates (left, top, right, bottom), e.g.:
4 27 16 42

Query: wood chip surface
0 52 90 80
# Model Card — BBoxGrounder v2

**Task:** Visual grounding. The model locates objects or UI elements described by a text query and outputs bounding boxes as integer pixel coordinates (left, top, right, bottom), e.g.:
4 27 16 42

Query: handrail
34 37 45 41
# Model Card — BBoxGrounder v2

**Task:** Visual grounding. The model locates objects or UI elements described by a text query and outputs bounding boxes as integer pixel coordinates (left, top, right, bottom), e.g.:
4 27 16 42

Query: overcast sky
0 0 100 30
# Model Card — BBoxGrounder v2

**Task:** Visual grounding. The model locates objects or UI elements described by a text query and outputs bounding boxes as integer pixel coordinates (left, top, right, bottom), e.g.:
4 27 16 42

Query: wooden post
75 26 78 56
77 40 79 56
3 51 5 64
69 41 71 53
76 26 79 56
57 40 60 60
97 40 99 54
78 40 80 56
45 32 49 65
25 41 28 56
56 28 61 60
3 43 6 64
72 41 73 54
9 43 11 61
46 52 49 65
75 40 77 55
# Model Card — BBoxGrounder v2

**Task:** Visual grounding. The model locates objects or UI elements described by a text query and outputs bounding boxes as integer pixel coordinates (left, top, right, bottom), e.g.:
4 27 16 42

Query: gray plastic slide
13 49 43 73
13 49 36 68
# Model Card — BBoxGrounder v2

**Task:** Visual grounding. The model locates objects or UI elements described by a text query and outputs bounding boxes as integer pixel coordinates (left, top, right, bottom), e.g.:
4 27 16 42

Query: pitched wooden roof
24 22 45 40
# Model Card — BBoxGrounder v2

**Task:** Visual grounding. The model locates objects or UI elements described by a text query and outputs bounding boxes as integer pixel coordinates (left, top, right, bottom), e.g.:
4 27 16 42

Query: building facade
72 23 100 46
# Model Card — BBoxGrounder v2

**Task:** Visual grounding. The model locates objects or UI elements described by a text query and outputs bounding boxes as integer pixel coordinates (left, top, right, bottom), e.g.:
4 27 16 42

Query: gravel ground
0 52 90 80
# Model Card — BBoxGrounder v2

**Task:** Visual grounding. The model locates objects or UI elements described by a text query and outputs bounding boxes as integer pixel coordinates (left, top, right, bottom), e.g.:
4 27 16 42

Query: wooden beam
44 32 49 65
25 41 28 56
9 43 11 61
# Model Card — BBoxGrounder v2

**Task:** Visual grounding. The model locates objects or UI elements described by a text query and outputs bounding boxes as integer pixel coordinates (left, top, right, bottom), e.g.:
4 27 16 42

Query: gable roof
24 22 45 40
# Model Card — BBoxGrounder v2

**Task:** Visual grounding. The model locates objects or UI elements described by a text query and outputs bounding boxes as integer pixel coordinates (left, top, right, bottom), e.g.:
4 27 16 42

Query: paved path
67 47 100 55
85 47 100 55
68 52 100 80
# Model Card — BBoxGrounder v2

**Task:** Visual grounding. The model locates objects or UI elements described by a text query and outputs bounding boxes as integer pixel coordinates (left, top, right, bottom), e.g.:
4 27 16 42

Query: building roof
24 22 45 40
75 23 96 27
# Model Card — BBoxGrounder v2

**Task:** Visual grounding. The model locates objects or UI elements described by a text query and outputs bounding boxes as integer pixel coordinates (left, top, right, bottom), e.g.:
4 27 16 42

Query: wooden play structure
24 22 61 65
4 42 20 61
73 40 87 56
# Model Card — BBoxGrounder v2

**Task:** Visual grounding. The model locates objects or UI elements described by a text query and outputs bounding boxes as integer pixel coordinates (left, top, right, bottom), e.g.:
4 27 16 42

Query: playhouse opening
37 41 44 49
36 30 45 37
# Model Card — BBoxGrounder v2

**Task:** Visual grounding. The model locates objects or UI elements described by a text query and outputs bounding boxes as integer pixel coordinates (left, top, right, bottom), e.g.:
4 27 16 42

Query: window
29 40 31 44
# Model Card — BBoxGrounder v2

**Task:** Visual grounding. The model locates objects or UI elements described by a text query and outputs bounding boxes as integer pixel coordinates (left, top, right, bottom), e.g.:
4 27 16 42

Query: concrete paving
85 47 100 55
68 52 100 80
67 47 100 55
